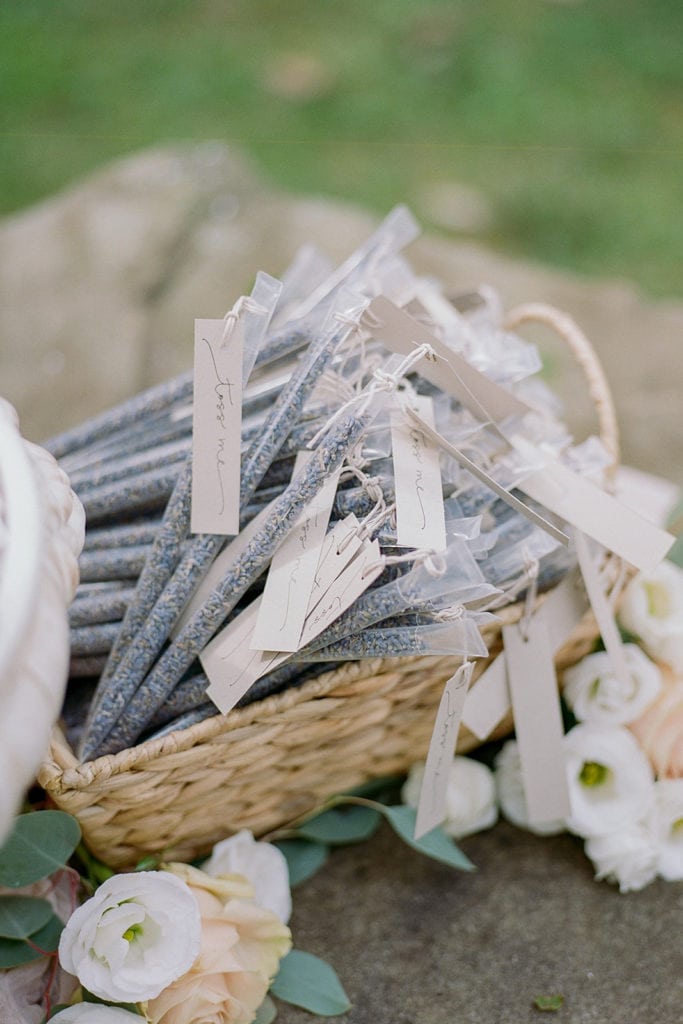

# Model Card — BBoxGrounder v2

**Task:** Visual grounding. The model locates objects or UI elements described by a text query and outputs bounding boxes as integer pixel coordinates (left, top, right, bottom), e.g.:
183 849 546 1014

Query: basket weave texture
38 304 620 869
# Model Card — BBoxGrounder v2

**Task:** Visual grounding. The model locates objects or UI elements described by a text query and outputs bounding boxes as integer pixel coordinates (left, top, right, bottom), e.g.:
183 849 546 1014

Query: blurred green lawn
1 0 681 295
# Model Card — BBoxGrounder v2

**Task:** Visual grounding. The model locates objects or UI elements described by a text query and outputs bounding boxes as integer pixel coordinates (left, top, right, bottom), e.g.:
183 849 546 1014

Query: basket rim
41 598 537 795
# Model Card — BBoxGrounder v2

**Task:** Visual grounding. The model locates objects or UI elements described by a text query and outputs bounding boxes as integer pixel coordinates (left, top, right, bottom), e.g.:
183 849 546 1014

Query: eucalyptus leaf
275 839 329 887
0 913 63 968
0 895 53 940
379 805 475 872
533 993 565 1012
271 949 351 1017
0 812 81 888
254 994 278 1024
667 536 683 567
293 805 381 845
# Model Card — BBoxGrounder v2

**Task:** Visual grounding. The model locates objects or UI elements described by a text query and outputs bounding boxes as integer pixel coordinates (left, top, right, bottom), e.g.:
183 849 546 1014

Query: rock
1 142 681 482
417 180 494 235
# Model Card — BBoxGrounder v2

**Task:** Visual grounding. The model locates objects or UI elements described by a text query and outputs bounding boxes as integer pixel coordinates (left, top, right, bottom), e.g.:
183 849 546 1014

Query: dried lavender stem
45 371 194 459
85 411 373 758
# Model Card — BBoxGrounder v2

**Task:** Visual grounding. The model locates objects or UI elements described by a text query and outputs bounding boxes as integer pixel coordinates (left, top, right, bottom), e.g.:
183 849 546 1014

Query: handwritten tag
191 318 243 535
504 618 571 825
308 515 363 613
251 454 341 651
414 661 473 840
574 530 631 690
364 296 531 428
462 570 589 741
202 537 383 713
404 407 569 546
512 437 675 572
298 539 384 648
203 598 285 714
391 394 447 552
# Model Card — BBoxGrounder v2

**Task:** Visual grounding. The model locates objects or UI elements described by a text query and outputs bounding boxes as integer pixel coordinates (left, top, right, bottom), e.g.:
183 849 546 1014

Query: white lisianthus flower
202 828 292 923
619 561 683 672
563 645 662 726
564 724 655 839
58 871 201 1002
49 1005 144 1023
584 822 658 893
402 755 498 839
652 779 683 881
494 740 565 836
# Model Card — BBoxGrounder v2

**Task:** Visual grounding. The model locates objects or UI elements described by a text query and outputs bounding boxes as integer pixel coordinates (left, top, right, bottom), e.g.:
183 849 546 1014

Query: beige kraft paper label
503 618 572 824
191 318 243 536
415 661 473 840
512 436 674 572
462 570 589 740
202 537 383 713
574 530 631 691
251 453 341 652
391 394 447 552
364 296 531 427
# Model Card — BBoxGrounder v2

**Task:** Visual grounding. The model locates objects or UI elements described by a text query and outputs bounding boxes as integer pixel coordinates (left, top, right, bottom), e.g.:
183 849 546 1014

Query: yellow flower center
123 923 143 943
644 581 671 619
672 817 683 835
579 761 611 788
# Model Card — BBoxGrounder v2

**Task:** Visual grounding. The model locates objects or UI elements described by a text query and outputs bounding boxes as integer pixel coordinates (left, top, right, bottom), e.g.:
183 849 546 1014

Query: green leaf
379 805 475 872
667 536 683 568
0 895 54 939
533 993 565 1012
254 994 278 1024
271 949 351 1017
0 811 81 887
275 839 329 887
292 805 381 845
0 912 63 968
343 775 404 802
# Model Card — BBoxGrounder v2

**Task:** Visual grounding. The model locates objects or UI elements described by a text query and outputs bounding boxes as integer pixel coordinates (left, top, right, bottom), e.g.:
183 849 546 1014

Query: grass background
1 0 681 296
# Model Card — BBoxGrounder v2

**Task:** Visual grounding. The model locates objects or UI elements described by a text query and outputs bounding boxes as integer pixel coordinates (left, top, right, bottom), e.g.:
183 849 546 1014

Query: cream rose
584 823 658 893
58 871 201 1002
202 830 291 923
494 740 565 836
564 724 655 839
563 645 662 726
629 661 683 778
402 755 498 839
652 779 683 881
145 863 291 1024
619 561 683 672
49 1006 144 1023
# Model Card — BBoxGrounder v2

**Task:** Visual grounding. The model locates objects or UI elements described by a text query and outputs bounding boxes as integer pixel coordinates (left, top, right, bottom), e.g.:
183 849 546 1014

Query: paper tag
298 539 384 648
462 570 589 741
364 296 531 427
404 407 569 546
503 618 572 824
461 653 509 742
172 497 278 638
251 453 341 652
203 598 286 714
391 394 447 552
308 515 363 613
414 661 473 840
512 437 675 572
191 318 243 535
574 530 631 689
202 537 383 713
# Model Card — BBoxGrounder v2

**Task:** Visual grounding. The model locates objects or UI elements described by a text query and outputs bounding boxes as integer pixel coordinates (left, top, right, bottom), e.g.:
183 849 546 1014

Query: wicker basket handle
503 302 620 471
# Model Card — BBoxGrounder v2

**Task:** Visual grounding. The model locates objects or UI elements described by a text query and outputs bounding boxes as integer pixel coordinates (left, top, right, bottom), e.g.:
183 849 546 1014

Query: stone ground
2 145 681 1022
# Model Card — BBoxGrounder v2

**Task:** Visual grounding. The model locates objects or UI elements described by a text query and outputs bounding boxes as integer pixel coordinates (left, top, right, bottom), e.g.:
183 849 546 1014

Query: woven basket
38 304 620 869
